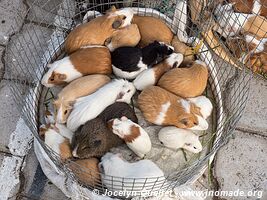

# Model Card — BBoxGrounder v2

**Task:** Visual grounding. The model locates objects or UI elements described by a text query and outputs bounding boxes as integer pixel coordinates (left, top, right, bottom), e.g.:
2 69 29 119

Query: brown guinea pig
104 24 141 51
41 46 112 87
157 60 208 98
71 102 138 159
68 157 101 187
132 15 174 47
65 7 134 54
138 86 209 130
229 0 267 17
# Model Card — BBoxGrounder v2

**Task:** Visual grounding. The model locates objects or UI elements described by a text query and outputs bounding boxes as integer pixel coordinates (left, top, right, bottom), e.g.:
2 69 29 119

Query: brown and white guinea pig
157 60 208 98
171 36 195 65
228 0 267 17
158 126 202 153
110 116 152 158
67 79 136 132
104 24 141 51
68 157 101 187
215 4 267 38
244 35 267 73
111 41 174 79
71 102 138 159
65 7 134 54
41 46 112 87
54 75 110 123
132 15 174 47
138 86 209 130
187 96 213 120
39 124 72 161
133 53 183 91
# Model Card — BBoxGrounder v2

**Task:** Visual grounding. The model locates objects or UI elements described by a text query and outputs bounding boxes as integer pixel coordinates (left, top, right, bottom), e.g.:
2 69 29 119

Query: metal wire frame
3 0 261 198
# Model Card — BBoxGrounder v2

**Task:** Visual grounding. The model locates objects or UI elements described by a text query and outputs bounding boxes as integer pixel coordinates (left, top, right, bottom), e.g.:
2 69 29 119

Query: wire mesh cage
3 0 265 198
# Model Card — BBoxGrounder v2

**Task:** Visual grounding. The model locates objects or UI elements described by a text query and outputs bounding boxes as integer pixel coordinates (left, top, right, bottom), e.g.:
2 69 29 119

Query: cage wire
3 0 264 198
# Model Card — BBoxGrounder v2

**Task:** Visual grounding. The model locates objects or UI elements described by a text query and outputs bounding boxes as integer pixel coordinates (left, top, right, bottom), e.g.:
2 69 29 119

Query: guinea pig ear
54 73 67 81
112 18 122 29
104 37 112 46
39 125 47 137
180 118 189 126
107 5 117 13
120 116 128 121
116 92 125 101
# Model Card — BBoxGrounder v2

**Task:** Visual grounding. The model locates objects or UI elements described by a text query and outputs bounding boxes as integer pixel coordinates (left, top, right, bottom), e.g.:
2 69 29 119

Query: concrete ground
0 0 266 200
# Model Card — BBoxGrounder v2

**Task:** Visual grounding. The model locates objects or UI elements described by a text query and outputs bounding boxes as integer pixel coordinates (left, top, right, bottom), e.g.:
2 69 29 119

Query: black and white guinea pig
111 41 174 79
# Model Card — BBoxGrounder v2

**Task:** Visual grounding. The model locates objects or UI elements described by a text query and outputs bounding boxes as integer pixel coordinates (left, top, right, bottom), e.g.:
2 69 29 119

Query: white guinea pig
110 116 152 158
158 126 202 154
99 153 165 195
67 79 136 132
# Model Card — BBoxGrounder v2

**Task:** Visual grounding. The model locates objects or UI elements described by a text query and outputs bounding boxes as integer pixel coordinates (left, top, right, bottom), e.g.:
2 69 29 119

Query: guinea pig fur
157 60 208 98
39 124 72 161
133 53 183 91
188 96 213 119
67 79 136 132
228 0 267 17
104 24 141 51
64 7 134 54
132 15 174 47
111 116 152 158
71 118 124 159
111 41 174 79
158 126 202 154
215 4 267 38
54 75 110 123
41 46 112 87
99 153 165 193
68 157 101 187
138 86 209 130
71 102 138 159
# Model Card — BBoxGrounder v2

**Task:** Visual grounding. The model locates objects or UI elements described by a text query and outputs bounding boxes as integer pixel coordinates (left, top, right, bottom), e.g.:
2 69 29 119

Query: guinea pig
188 96 213 119
111 41 174 79
132 15 174 47
71 118 124 159
158 126 203 154
110 116 152 158
54 75 110 123
67 79 136 132
68 157 101 187
104 24 141 51
39 124 72 161
41 46 112 87
65 7 134 54
215 4 267 38
228 0 267 17
99 153 165 194
71 102 138 159
157 60 208 98
138 86 209 130
133 53 183 91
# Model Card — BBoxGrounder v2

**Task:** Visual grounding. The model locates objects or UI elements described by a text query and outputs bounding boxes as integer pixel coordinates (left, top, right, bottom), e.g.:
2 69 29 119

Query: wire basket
4 0 263 199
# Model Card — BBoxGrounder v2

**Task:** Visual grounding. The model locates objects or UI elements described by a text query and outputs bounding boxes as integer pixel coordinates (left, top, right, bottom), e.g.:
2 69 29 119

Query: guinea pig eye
64 110 68 115
122 15 126 20
50 78 54 81
194 122 198 125
193 146 197 149
94 140 102 147
127 89 131 93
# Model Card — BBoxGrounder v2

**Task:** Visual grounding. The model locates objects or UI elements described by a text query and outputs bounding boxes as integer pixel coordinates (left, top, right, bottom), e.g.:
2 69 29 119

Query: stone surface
4 23 53 82
0 81 21 153
0 0 27 45
215 130 267 200
0 47 5 79
236 76 267 136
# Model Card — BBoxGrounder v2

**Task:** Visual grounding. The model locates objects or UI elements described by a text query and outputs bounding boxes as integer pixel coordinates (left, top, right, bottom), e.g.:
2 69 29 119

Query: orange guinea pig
132 15 174 47
138 86 209 130
65 7 134 54
157 60 208 98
